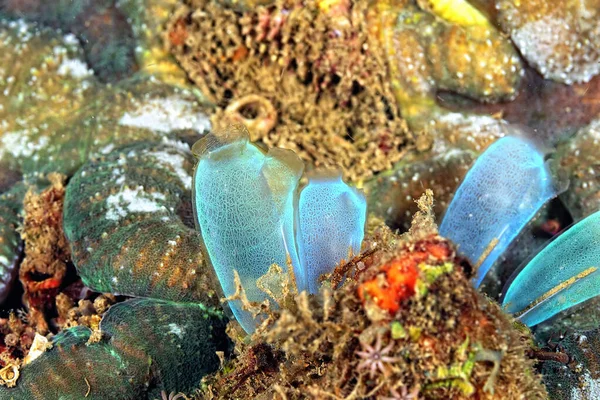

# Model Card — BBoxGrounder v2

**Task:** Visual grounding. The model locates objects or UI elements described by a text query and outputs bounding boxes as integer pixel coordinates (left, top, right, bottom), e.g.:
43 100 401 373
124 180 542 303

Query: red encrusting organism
358 239 451 313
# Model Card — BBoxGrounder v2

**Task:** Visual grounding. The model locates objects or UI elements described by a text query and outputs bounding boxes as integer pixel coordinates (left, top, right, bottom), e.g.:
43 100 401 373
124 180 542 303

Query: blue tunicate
193 127 304 333
193 126 368 333
296 174 367 294
503 210 600 327
439 136 558 287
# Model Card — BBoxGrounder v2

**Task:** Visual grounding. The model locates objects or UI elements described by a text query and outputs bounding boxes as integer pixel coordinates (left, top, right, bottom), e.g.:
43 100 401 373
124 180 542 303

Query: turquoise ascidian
503 210 600 327
297 174 367 294
439 136 558 287
192 126 304 334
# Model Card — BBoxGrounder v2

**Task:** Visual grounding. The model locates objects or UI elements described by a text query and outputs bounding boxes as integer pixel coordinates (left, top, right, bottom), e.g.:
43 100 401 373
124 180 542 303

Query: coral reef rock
496 0 600 85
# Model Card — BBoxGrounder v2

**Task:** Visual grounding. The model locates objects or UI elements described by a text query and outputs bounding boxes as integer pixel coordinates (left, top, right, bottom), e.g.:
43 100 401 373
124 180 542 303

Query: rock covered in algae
367 0 523 133
199 193 547 399
63 141 221 308
0 298 229 399
0 18 211 181
2 71 211 180
496 0 600 85
167 0 410 182
371 0 522 103
167 0 529 181
0 0 138 82
554 118 600 220
1 0 195 85
0 19 97 176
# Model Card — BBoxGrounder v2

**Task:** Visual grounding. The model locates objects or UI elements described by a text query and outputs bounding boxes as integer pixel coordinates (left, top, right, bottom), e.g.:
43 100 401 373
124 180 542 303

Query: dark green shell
63 141 221 308
0 326 150 400
101 298 230 396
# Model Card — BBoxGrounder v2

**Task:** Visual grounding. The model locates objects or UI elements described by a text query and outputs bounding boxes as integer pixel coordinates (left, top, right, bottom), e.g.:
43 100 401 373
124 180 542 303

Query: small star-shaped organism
356 334 401 378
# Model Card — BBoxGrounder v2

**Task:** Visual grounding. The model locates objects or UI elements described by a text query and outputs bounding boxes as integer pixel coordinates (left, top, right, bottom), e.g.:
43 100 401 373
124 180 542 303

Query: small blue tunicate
503 210 600 327
296 174 367 294
439 136 558 287
193 127 304 333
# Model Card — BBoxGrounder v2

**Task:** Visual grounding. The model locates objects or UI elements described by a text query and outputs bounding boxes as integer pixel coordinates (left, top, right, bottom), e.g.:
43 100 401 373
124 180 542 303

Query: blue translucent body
503 210 600 327
193 128 368 333
297 175 367 294
439 136 557 287
193 129 304 333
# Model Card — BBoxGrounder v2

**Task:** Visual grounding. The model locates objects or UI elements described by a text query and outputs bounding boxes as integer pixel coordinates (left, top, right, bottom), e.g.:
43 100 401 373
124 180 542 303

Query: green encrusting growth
64 141 221 308
0 298 230 399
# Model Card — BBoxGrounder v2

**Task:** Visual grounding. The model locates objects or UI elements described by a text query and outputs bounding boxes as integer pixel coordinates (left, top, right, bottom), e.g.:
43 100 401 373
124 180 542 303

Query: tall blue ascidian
439 136 559 287
192 126 367 333
503 210 600 327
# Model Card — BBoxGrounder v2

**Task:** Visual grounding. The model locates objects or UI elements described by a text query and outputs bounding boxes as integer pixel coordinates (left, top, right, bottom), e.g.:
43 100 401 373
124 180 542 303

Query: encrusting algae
496 0 600 85
166 0 525 183
197 192 547 399
167 0 410 182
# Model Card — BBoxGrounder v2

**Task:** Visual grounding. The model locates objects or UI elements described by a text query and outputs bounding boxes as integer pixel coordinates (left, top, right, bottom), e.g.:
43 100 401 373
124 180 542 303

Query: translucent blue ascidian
439 136 558 287
193 126 304 334
297 174 367 294
503 210 600 327
193 126 366 333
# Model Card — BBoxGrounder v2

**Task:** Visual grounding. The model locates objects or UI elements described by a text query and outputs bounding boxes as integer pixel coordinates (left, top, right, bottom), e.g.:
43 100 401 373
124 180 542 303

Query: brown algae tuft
18 174 70 335
167 0 410 182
